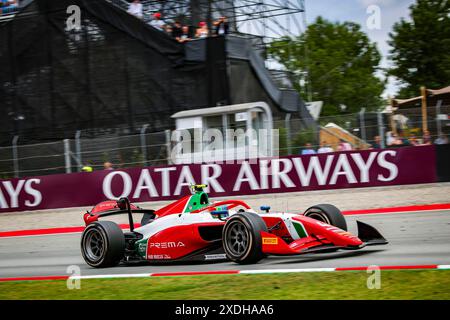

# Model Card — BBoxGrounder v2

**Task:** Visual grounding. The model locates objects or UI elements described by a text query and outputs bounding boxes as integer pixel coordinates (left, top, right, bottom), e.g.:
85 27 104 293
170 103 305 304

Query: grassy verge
1 270 449 300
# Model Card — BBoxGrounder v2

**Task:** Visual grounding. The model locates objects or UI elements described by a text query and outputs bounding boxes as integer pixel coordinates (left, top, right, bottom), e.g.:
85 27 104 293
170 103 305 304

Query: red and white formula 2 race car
81 185 388 267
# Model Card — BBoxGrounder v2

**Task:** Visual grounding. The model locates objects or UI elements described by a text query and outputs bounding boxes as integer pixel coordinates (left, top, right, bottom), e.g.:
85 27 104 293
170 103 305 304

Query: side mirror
211 210 229 220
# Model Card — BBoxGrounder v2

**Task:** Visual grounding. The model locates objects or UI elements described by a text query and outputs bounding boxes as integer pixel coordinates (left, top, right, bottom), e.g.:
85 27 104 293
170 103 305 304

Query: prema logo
149 241 186 249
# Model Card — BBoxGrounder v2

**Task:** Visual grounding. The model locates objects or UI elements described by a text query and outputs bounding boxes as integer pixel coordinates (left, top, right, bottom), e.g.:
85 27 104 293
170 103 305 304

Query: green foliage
267 17 385 116
388 0 450 97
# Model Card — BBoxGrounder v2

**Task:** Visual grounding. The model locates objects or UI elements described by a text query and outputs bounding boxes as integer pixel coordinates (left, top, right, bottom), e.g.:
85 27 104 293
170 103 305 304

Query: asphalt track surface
0 210 449 278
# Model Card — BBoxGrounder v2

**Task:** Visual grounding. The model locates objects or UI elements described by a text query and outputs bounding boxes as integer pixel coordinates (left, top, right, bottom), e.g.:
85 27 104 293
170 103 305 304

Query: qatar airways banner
0 146 438 213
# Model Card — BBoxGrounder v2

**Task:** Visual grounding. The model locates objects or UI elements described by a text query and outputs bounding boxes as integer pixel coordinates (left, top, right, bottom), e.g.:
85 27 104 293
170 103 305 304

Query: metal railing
1 109 448 179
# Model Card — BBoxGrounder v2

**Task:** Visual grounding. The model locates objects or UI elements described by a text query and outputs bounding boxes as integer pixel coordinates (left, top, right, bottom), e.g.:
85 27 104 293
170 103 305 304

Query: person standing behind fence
422 130 432 145
177 25 191 43
214 16 229 36
172 21 183 39
337 139 352 151
397 131 411 147
370 136 382 149
82 161 94 173
0 0 18 15
434 134 449 145
103 162 114 170
127 0 143 19
409 135 420 146
386 131 395 146
317 141 333 154
149 12 165 31
196 21 209 38
301 143 316 155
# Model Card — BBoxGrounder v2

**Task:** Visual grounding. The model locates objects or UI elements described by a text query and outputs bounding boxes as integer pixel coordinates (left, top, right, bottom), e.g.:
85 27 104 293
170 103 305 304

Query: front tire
304 204 347 231
81 221 125 268
222 212 268 264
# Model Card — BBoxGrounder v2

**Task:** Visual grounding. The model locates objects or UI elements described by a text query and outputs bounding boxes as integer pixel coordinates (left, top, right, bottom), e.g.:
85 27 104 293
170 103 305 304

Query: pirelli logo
262 237 278 245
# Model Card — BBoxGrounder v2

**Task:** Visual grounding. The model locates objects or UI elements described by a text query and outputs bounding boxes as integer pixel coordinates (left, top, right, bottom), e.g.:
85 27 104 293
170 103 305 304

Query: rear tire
304 204 347 231
81 221 125 268
222 212 268 264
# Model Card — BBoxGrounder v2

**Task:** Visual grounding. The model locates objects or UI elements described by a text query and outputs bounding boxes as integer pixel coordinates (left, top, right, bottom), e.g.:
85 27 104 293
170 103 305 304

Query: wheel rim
225 221 250 256
306 210 331 224
83 228 105 262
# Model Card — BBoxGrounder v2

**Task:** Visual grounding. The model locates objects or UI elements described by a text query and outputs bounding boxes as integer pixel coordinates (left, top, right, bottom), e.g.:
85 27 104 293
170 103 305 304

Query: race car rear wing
83 197 155 231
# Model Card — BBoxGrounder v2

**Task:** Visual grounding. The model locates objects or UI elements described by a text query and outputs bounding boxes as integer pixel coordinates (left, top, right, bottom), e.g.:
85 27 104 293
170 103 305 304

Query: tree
267 17 385 116
388 0 450 98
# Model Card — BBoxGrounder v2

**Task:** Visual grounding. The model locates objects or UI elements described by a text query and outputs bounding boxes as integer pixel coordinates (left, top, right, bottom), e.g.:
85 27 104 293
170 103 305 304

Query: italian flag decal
293 221 308 238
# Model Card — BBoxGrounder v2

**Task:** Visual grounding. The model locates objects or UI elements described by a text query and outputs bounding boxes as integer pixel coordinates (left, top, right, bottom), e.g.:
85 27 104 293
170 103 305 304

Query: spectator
317 141 333 154
301 143 316 155
81 161 94 173
214 16 229 35
149 12 165 31
422 130 432 145
337 139 352 151
386 131 395 146
371 136 382 149
196 21 209 38
434 134 449 145
390 135 402 146
409 135 420 146
176 25 191 43
391 131 410 147
164 24 173 35
127 0 143 19
399 132 411 146
172 21 183 39
1 0 18 15
103 162 114 170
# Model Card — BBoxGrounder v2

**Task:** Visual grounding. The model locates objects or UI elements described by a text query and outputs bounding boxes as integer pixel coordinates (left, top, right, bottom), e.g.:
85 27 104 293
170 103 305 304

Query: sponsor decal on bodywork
149 241 186 249
292 221 308 238
316 221 357 239
147 254 172 260
262 237 278 245
204 254 227 260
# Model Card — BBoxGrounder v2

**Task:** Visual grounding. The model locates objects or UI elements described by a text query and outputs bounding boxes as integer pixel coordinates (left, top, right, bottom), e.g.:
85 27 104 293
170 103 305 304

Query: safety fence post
359 107 366 143
165 129 172 165
75 130 82 172
12 135 19 178
285 114 292 155
436 100 443 137
377 111 385 149
64 139 72 173
140 124 149 167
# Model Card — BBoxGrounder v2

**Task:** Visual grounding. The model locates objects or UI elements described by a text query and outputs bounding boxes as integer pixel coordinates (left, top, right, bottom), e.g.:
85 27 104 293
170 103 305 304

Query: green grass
1 270 450 300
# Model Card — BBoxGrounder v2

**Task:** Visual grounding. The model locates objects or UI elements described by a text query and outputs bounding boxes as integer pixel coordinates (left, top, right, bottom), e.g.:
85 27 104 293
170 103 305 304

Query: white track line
239 268 336 274
66 265 450 281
